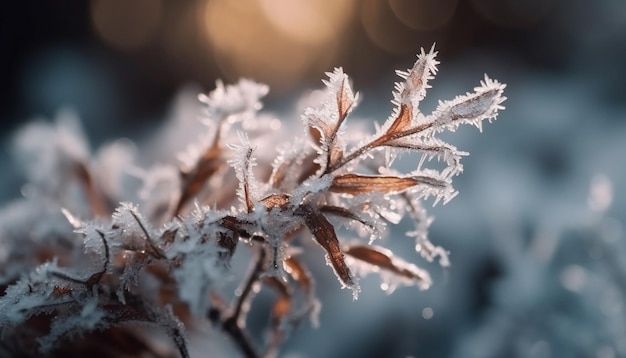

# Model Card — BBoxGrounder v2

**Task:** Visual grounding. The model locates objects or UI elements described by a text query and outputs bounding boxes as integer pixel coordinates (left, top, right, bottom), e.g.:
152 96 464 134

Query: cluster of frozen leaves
0 46 505 357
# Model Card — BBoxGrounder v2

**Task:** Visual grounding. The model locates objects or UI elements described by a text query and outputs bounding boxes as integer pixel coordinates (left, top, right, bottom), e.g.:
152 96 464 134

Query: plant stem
221 244 268 358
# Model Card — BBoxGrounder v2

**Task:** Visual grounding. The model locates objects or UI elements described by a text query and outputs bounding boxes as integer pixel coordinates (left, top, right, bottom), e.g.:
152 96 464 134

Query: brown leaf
175 143 223 216
336 77 354 126
308 125 323 146
328 146 344 169
298 204 354 289
384 104 412 136
307 116 333 144
344 244 430 288
261 193 290 210
75 161 110 217
284 256 313 295
263 276 292 321
320 205 376 232
330 174 419 195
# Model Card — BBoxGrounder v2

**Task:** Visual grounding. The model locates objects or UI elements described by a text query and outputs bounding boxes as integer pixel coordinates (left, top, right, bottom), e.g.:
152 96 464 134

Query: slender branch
325 136 385 174
325 121 434 174
215 244 268 358
230 245 267 324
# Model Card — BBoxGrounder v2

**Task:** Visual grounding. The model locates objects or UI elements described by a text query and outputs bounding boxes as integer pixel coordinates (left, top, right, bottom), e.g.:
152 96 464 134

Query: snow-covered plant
0 46 505 357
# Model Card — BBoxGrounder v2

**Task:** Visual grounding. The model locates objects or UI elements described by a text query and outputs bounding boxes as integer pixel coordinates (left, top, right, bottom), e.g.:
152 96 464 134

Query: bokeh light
203 0 355 89
388 0 458 32
360 0 424 55
91 0 163 51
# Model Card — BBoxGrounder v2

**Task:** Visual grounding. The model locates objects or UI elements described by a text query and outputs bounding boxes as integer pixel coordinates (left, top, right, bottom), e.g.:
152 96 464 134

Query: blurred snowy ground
2 0 626 357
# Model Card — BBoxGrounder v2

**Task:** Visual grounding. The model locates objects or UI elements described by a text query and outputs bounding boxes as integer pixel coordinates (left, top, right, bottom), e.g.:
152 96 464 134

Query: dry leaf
344 244 431 290
297 204 355 291
261 193 290 209
330 174 419 195
175 144 222 216
384 104 412 136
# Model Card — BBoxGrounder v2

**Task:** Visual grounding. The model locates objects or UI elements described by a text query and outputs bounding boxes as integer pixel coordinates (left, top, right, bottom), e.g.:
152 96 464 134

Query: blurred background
1 0 626 357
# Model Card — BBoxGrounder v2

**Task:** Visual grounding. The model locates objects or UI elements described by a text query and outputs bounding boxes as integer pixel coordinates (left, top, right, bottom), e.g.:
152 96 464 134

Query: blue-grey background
2 1 626 357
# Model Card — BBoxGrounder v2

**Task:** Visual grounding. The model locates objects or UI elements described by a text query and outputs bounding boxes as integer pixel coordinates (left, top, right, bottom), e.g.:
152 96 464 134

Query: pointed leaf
335 73 356 126
320 205 377 232
384 104 412 136
297 204 356 295
331 174 419 195
175 143 222 216
429 75 506 132
344 244 431 290
394 44 439 108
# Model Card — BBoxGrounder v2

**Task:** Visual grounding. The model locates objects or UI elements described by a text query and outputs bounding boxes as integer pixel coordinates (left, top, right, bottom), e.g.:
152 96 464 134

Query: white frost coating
291 174 333 206
393 44 439 109
325 253 361 300
345 247 432 293
110 202 155 250
37 298 105 353
302 67 358 170
227 132 260 210
429 75 506 133
199 79 269 119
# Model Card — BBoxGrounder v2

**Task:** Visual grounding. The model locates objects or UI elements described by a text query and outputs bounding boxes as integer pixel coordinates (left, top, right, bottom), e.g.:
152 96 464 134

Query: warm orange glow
361 0 422 55
388 0 458 31
259 0 353 45
91 0 163 51
203 0 354 89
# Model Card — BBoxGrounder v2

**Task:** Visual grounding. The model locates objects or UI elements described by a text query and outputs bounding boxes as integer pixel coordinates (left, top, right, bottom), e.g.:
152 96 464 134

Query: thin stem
325 121 434 174
325 136 385 174
217 244 267 358
230 245 267 323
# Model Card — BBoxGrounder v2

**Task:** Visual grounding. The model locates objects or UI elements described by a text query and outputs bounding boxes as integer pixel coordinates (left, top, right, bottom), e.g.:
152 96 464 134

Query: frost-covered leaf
199 79 269 119
428 75 507 133
298 204 358 298
270 142 317 190
303 68 358 172
330 174 421 195
227 132 259 213
393 44 439 109
37 298 106 353
175 139 223 216
110 202 164 258
344 244 432 292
